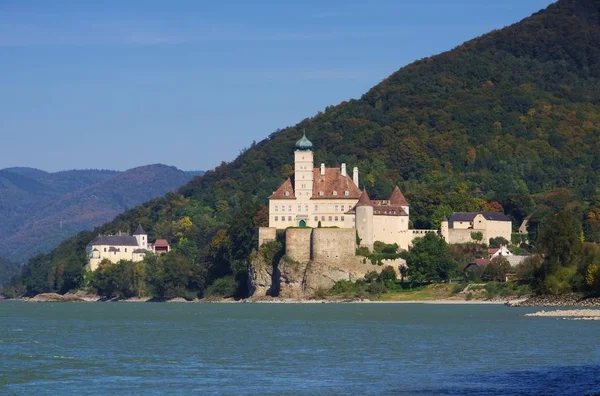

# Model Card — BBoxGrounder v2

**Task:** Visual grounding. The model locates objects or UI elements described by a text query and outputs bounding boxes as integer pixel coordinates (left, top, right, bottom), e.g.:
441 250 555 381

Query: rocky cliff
250 254 404 299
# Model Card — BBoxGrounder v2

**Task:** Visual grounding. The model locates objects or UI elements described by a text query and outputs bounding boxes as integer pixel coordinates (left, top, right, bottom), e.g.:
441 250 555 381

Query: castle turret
133 224 148 250
293 131 314 200
440 216 449 242
355 189 374 251
389 185 409 216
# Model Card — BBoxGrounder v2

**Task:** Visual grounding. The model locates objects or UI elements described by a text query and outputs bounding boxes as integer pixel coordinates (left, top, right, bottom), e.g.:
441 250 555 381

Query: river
0 301 598 395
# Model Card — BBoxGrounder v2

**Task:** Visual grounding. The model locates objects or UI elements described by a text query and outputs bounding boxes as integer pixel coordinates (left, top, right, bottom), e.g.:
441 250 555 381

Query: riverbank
525 309 600 321
19 292 521 304
508 294 600 307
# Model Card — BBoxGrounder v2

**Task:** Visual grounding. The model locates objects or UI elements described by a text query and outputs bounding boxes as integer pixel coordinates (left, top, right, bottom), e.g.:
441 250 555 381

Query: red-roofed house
151 239 170 255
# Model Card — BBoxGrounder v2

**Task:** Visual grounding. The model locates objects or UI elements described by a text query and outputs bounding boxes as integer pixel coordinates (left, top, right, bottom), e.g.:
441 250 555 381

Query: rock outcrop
250 254 404 299
27 293 84 302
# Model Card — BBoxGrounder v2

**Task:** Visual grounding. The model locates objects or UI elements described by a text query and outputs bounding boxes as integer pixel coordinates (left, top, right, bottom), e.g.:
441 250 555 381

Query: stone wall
311 228 356 263
285 228 312 262
258 227 277 247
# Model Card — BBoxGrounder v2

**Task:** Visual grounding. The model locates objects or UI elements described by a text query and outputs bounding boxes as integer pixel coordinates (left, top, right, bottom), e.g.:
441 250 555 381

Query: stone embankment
508 294 600 307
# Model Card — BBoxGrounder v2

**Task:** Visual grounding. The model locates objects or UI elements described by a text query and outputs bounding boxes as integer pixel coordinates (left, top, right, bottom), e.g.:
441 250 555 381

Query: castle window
314 205 318 212
334 216 338 221
314 216 318 221
341 216 345 221
104 248 107 252
274 205 278 212
345 191 349 196
298 205 301 212
285 191 290 197
288 216 292 221
321 204 325 212
305 204 308 212
335 205 339 212
288 205 292 212
282 206 285 212
328 216 332 221
333 191 337 196
319 191 324 196
321 216 325 221
341 204 345 212
125 248 127 253
328 204 333 212
275 216 278 221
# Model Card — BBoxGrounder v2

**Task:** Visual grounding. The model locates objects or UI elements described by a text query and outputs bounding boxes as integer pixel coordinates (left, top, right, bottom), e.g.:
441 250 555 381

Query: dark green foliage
489 237 510 248
401 233 459 283
8 0 600 297
534 210 583 294
482 256 512 282
0 256 20 289
471 232 483 242
206 276 237 298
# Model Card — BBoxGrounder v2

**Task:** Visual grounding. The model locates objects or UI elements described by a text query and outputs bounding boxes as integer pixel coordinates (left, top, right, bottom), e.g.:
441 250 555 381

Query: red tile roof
474 258 490 267
312 168 361 199
153 239 170 247
389 186 409 206
269 177 296 199
347 188 408 216
269 168 360 200
355 189 373 207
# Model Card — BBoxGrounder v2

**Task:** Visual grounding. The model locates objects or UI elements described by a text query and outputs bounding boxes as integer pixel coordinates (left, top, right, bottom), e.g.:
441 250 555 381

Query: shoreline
10 292 599 307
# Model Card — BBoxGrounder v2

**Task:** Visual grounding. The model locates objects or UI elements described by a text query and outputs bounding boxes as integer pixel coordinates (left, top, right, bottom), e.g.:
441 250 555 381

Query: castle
441 212 512 244
86 224 170 271
262 133 437 252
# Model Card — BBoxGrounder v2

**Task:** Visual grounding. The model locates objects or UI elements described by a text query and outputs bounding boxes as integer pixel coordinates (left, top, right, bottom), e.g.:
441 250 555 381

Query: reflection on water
0 302 599 395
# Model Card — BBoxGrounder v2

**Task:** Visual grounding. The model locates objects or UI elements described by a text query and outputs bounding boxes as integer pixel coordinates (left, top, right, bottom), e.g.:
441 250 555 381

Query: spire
389 185 409 206
295 130 313 151
133 223 146 235
355 188 373 207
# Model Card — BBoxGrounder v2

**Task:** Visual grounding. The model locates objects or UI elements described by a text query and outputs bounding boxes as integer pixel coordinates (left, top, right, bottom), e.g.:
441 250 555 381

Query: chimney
320 163 325 176
353 167 359 187
341 163 347 177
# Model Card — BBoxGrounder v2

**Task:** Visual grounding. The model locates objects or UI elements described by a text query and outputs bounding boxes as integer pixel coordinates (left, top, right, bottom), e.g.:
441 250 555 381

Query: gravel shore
525 309 600 320
509 294 600 307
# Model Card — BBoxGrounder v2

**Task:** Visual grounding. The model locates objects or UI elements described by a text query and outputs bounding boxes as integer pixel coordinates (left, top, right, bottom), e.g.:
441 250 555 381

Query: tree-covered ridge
0 165 203 261
6 0 600 297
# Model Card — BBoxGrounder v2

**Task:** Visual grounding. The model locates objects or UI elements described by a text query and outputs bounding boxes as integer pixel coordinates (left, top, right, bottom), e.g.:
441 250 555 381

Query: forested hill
7 0 600 296
0 165 203 262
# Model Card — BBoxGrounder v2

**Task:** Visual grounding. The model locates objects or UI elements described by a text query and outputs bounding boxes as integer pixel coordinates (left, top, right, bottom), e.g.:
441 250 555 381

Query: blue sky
0 0 555 172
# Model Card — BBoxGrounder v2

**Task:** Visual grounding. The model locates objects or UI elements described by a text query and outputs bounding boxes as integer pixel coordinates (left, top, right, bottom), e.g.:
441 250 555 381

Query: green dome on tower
295 130 313 151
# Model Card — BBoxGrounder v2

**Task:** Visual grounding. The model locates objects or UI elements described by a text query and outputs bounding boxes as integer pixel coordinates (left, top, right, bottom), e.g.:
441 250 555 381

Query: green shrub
206 276 237 297
451 283 466 295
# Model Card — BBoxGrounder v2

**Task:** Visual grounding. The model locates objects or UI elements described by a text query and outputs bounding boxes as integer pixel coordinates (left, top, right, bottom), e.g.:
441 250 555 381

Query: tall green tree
401 233 458 283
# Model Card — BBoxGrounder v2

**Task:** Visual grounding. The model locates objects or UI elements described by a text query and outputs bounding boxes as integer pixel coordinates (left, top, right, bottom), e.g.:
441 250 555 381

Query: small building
151 239 171 255
441 212 512 245
488 246 513 259
86 224 168 271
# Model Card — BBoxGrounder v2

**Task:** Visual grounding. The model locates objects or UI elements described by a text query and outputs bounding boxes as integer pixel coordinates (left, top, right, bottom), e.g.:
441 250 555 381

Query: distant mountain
0 165 203 261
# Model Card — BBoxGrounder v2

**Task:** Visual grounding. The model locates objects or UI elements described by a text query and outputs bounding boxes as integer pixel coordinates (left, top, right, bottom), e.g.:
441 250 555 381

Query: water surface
0 301 598 395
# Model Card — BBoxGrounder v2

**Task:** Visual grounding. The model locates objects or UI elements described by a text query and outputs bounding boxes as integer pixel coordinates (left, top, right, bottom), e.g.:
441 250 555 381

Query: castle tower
294 131 314 201
133 224 148 250
440 216 449 243
355 189 374 251
389 185 409 216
